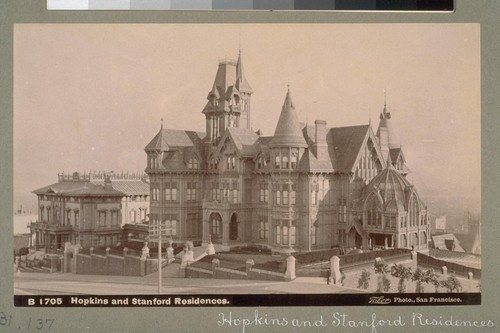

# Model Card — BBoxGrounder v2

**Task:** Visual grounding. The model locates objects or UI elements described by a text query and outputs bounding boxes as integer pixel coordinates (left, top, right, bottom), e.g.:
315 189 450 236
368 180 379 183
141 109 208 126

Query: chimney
104 174 113 190
313 120 328 159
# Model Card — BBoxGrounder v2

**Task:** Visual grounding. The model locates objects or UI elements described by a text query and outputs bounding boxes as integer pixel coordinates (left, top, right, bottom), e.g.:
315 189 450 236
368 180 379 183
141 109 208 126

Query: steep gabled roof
227 127 259 157
144 129 204 152
299 149 334 172
212 127 259 159
330 125 370 172
431 234 466 252
455 233 481 254
389 147 402 163
270 89 308 148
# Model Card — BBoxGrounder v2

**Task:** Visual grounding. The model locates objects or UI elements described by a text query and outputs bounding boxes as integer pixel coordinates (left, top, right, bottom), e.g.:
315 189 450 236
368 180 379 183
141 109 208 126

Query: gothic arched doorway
229 213 238 241
209 213 222 241
348 227 362 249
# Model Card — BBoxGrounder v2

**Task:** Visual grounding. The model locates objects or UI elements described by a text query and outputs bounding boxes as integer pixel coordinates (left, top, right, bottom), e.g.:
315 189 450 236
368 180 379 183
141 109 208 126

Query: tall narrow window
275 225 281 244
282 155 289 169
311 185 318 205
282 189 289 205
276 190 281 205
290 226 296 246
312 226 317 245
291 153 298 169
282 226 289 245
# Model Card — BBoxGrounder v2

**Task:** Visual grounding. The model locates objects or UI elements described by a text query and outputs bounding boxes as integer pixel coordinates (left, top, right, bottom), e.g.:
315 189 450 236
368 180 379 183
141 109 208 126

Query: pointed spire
235 49 253 93
161 118 163 129
270 87 307 148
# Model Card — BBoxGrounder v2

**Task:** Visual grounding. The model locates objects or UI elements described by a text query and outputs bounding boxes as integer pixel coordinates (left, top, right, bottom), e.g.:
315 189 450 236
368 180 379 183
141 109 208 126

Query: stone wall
186 256 295 281
71 247 158 276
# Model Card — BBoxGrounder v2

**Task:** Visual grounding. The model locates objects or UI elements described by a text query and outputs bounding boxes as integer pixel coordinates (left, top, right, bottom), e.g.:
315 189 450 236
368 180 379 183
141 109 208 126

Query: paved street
13 263 362 295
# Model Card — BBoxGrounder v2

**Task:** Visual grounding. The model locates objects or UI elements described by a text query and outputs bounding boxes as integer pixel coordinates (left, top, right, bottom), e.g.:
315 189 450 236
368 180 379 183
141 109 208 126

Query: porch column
222 221 229 246
362 234 370 250
203 211 209 243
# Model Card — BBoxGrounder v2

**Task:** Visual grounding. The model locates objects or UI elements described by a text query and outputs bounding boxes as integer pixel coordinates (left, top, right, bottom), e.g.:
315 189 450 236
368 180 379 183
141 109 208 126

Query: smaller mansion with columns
29 172 149 250
144 51 430 253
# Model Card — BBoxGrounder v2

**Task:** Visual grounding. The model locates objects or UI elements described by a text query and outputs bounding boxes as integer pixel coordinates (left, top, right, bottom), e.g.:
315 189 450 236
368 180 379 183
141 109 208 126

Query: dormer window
282 155 289 169
227 155 236 170
257 156 267 169
150 155 159 169
275 155 280 169
291 150 298 169
187 157 199 170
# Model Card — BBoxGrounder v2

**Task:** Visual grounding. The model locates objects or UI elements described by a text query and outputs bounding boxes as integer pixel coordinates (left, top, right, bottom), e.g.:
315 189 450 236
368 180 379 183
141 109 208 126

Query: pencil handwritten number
0 312 55 330
0 312 12 327
34 318 55 330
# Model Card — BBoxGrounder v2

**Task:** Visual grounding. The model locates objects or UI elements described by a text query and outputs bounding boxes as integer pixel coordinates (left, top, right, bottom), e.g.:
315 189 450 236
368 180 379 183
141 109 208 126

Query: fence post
284 256 296 281
63 245 71 273
442 266 448 276
212 258 220 279
330 256 342 285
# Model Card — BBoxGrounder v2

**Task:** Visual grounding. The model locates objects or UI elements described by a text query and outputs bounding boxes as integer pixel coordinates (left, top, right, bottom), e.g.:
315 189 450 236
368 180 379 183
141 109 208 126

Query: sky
13 24 480 213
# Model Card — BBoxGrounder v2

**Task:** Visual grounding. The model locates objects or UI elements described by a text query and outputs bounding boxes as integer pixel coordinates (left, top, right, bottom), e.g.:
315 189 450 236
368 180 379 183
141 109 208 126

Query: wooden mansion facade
145 51 431 252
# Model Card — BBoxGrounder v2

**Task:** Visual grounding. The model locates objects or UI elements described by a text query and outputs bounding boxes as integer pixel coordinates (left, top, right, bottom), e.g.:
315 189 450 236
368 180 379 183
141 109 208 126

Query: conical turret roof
270 88 308 148
376 101 399 149
236 50 253 93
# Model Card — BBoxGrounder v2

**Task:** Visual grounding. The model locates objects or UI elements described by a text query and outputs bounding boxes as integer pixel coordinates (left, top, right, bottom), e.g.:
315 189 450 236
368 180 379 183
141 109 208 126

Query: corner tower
376 96 399 163
202 50 253 145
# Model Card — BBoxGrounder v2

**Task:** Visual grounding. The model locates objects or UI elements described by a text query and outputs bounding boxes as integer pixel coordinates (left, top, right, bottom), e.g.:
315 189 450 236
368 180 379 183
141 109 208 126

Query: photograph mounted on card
13 23 480 306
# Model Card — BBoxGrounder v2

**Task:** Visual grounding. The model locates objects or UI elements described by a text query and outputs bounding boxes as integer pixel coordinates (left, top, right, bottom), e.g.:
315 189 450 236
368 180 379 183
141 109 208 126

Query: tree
441 275 462 293
357 269 371 290
374 259 391 292
391 264 413 293
424 269 441 292
412 268 426 293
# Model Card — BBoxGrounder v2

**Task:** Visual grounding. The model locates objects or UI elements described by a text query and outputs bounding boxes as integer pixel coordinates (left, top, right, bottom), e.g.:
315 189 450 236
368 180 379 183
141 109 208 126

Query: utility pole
158 224 162 294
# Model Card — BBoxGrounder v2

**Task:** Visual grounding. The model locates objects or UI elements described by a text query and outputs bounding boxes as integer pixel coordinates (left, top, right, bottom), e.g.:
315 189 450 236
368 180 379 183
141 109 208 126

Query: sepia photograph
13 23 481 304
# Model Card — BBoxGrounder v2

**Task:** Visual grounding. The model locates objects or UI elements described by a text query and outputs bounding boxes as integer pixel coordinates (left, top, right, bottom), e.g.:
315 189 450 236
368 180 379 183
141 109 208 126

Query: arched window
408 194 419 227
210 213 222 238
366 194 382 227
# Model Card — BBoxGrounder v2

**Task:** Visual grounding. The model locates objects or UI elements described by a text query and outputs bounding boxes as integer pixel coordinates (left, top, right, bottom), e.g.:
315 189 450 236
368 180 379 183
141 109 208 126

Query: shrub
391 264 413 293
358 269 371 289
374 259 391 293
441 275 462 293
412 268 426 293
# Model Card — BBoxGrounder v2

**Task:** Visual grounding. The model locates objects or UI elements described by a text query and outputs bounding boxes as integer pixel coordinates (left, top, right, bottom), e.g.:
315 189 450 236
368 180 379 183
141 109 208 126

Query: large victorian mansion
145 51 430 253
